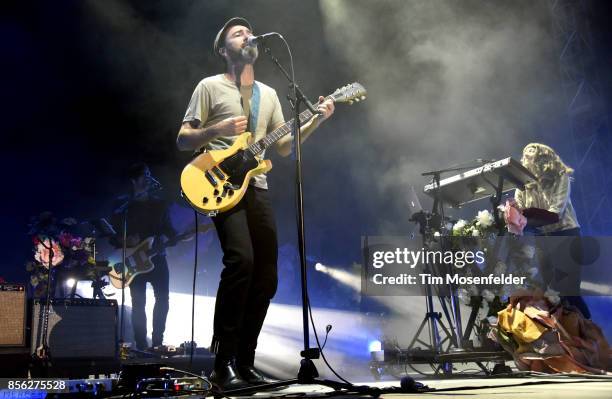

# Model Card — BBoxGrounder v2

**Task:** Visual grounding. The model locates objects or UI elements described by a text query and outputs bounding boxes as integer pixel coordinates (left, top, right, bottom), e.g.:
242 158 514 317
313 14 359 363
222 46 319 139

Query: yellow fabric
497 307 548 343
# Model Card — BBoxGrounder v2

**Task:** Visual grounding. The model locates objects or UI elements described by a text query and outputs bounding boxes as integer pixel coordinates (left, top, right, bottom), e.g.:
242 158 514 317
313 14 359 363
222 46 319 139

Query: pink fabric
504 200 527 235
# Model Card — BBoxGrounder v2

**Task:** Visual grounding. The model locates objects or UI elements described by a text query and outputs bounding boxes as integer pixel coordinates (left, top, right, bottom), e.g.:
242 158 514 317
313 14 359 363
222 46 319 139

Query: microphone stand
113 184 163 355
262 38 323 379
113 196 134 349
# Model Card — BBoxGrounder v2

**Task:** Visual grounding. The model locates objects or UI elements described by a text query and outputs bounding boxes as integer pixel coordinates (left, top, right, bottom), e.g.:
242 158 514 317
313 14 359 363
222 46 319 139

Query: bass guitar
180 82 367 215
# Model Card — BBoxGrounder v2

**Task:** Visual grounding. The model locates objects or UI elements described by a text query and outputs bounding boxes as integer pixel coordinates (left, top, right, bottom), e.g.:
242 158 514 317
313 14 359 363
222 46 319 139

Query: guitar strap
239 83 261 138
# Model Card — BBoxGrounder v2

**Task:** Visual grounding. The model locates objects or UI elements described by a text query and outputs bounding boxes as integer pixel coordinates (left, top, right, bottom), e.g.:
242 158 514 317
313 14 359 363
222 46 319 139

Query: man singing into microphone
176 18 334 389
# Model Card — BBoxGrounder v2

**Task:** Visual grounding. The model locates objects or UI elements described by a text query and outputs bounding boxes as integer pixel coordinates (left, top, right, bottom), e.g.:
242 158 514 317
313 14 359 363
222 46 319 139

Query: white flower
472 228 481 237
482 289 495 303
487 316 498 325
476 210 494 228
453 219 467 233
433 231 440 237
544 287 560 305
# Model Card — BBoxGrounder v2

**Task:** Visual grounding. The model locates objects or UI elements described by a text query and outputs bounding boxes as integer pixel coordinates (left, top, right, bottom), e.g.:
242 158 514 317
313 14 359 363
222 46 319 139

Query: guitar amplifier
0 284 26 347
31 298 118 359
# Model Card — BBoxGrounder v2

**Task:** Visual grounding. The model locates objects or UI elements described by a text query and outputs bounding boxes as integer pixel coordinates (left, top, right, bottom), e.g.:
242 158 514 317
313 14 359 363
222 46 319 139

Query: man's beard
228 45 259 64
241 45 258 63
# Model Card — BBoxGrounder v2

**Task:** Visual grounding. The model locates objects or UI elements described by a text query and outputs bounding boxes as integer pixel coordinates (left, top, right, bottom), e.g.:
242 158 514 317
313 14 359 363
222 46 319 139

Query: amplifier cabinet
0 284 26 347
31 299 118 359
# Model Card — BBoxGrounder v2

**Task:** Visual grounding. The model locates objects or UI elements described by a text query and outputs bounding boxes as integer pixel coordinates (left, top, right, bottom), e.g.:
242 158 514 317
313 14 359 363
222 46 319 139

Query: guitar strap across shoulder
239 82 261 135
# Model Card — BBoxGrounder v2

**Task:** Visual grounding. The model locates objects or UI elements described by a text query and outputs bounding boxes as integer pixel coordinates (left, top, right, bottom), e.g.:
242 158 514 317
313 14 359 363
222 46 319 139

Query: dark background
2 0 612 304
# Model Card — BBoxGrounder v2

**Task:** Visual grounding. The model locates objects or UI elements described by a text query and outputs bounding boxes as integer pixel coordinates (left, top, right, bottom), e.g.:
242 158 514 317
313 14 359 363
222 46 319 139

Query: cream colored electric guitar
180 82 367 216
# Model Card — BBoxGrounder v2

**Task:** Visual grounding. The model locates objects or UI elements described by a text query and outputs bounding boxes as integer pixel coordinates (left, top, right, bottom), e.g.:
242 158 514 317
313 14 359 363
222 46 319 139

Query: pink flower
34 237 64 267
501 200 527 235
69 237 83 249
58 231 73 248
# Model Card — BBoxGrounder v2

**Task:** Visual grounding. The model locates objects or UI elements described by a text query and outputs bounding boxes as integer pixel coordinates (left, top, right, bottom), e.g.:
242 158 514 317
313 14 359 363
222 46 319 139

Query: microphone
148 176 163 191
246 32 281 47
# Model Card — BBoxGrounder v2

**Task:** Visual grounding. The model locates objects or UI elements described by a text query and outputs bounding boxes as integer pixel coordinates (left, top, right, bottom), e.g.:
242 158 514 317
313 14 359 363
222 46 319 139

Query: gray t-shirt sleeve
183 81 210 125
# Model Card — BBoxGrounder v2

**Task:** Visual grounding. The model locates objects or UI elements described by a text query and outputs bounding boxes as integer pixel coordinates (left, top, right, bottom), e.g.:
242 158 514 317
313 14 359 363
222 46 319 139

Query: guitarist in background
176 17 334 389
110 162 177 351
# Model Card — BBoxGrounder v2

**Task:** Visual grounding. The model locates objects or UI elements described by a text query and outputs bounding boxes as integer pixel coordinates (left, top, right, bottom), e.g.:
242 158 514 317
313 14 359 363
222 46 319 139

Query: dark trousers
211 186 278 366
130 254 170 349
539 227 591 319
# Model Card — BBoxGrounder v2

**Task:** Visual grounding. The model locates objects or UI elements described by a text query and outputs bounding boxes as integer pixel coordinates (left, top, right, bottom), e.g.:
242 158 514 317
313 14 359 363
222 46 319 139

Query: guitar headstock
330 82 367 105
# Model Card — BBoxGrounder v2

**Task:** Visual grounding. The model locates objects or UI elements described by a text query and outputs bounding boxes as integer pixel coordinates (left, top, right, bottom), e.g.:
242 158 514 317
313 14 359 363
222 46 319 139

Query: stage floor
225 375 612 398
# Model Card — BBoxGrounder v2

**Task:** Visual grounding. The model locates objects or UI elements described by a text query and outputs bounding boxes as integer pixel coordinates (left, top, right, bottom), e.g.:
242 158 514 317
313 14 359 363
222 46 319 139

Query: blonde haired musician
514 143 590 319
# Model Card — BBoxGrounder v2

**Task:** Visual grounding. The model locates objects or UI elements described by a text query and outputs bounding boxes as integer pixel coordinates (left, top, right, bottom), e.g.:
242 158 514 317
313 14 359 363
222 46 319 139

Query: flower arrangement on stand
449 208 541 349
26 212 96 297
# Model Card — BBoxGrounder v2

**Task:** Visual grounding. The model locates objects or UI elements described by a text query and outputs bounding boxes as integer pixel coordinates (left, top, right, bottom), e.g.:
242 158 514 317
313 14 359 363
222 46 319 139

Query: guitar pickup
205 170 218 186
212 166 226 180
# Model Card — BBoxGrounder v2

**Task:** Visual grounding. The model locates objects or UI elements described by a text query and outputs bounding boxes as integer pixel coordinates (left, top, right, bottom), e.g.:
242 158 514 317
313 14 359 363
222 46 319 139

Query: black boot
236 365 279 385
209 357 249 391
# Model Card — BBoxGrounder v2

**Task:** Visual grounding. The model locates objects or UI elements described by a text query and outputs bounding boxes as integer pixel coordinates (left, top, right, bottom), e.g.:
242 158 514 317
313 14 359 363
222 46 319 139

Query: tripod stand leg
408 314 435 350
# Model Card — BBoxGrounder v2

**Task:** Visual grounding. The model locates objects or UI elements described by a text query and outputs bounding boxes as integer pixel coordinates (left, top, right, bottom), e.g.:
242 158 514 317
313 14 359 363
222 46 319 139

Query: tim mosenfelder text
368 248 526 286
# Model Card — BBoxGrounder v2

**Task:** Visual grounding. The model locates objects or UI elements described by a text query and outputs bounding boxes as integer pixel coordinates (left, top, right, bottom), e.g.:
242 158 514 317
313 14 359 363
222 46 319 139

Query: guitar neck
246 96 331 156
143 224 210 258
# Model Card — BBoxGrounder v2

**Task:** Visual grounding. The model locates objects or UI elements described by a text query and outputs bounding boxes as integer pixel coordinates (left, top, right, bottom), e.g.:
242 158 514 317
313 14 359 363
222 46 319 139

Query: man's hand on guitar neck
275 95 335 158
316 96 335 121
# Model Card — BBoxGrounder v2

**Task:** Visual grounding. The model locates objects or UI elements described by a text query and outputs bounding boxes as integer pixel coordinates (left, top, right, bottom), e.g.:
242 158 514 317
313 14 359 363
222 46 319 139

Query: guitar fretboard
246 96 332 156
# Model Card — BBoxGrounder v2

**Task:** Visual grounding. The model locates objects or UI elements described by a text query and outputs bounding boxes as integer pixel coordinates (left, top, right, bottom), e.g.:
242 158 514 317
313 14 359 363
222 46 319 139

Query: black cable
189 210 198 369
321 325 331 350
306 296 353 385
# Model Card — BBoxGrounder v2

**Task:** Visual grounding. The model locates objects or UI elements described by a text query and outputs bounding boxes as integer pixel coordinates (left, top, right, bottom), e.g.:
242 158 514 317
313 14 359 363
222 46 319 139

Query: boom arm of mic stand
261 45 319 115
